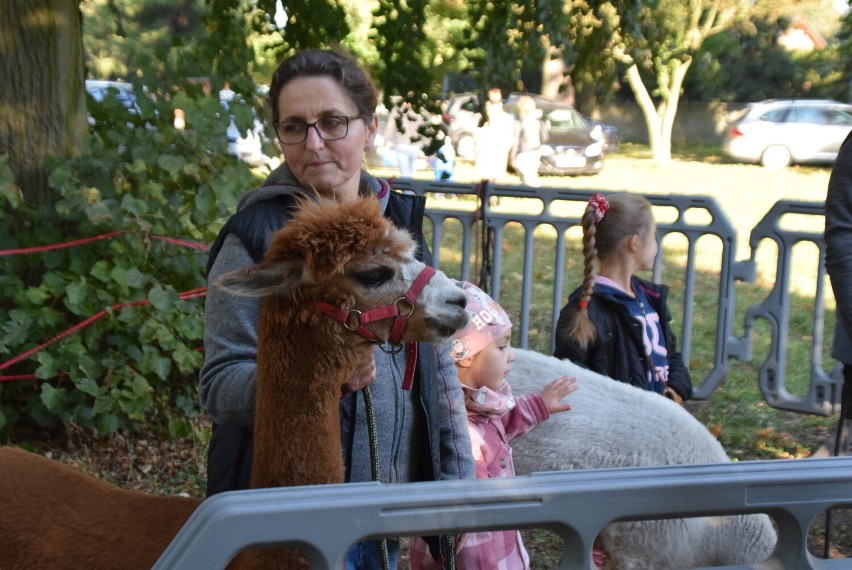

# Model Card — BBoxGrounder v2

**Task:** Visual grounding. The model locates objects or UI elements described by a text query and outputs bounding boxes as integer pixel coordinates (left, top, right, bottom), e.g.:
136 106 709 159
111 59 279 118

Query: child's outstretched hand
540 375 578 414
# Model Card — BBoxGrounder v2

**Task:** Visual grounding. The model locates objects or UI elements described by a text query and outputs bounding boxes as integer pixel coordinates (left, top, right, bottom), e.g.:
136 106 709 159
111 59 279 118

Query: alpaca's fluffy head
215 196 468 345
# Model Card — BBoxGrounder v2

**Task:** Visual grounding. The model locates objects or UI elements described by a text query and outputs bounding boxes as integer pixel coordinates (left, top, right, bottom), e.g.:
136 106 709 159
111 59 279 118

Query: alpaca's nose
449 291 466 308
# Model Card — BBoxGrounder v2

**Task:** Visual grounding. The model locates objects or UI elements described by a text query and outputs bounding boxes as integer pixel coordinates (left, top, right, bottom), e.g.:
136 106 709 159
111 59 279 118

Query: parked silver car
722 99 852 169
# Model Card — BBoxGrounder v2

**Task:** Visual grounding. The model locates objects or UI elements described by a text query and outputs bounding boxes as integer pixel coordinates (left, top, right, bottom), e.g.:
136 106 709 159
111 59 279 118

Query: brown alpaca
0 196 468 569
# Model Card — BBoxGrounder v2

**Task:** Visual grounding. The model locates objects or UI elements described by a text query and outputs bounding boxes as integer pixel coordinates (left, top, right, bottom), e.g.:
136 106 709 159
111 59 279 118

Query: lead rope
440 534 457 570
363 382 456 570
362 384 392 570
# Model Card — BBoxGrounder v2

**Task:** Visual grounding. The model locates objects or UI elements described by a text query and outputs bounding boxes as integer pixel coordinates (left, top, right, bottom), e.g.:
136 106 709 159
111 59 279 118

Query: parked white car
722 99 852 169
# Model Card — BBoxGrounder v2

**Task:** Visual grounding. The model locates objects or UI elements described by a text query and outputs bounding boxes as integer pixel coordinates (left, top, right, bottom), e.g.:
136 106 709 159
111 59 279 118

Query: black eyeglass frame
272 114 369 145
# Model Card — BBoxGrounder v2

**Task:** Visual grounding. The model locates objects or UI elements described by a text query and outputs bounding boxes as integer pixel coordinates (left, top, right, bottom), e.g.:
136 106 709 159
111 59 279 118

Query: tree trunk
623 56 693 165
0 0 87 206
624 63 670 163
541 46 571 103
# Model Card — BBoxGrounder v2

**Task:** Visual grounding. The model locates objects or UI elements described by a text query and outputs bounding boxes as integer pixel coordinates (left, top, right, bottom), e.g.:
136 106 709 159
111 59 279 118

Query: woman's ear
365 114 378 147
455 354 475 369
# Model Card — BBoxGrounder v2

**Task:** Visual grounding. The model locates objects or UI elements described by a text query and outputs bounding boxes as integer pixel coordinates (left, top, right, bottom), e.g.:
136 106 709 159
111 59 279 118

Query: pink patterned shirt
409 382 548 570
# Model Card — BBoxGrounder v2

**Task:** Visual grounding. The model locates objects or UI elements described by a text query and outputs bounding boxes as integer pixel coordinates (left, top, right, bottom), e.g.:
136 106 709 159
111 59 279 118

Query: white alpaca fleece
507 349 777 569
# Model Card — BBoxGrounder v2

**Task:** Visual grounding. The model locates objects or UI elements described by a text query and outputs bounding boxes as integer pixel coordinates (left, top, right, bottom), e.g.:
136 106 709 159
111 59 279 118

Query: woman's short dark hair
268 49 378 124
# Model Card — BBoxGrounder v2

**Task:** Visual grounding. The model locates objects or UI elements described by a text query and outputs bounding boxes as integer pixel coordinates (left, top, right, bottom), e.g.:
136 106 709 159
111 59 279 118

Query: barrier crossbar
155 457 852 569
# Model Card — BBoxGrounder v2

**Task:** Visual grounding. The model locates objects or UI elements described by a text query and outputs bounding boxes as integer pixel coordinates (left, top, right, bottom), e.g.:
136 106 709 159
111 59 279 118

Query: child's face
466 331 516 391
637 219 658 271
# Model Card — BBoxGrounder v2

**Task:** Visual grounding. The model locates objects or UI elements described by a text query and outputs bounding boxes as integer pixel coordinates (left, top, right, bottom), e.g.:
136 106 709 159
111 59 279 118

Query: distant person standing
475 88 514 182
510 95 546 187
433 138 456 182
383 99 425 178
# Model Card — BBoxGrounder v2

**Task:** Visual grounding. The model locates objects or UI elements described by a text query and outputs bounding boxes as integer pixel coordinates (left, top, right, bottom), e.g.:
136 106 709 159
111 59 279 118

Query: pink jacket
409 382 548 570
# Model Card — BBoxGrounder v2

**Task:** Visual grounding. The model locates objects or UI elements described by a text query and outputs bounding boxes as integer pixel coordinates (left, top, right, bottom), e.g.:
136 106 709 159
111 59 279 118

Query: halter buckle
343 309 362 331
393 297 415 318
377 341 405 354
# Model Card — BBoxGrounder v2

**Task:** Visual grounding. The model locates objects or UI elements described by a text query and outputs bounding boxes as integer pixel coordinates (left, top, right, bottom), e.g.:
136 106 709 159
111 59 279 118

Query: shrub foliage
0 88 263 439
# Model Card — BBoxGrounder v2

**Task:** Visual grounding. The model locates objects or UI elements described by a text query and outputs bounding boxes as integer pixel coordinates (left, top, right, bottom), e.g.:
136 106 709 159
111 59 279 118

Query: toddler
410 281 580 569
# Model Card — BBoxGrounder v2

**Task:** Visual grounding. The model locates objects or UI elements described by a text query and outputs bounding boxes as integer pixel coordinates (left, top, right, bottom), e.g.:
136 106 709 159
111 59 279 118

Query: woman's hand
540 375 579 414
342 348 376 395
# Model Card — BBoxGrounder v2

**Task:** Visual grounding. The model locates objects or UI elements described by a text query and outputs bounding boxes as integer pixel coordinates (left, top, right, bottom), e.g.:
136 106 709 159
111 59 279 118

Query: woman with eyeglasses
200 48 475 570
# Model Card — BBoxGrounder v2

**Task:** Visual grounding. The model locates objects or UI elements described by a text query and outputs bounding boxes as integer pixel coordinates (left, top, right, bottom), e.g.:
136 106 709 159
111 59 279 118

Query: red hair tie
578 300 589 310
588 193 609 224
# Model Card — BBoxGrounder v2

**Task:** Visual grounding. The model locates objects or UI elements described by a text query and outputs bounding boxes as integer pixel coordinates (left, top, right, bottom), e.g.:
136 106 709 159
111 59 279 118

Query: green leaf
92 397 112 415
35 352 59 379
65 281 90 313
95 413 120 436
110 265 129 287
132 374 153 394
91 260 112 283
148 285 178 311
157 154 186 176
40 384 67 410
125 267 147 289
24 287 48 306
74 377 103 397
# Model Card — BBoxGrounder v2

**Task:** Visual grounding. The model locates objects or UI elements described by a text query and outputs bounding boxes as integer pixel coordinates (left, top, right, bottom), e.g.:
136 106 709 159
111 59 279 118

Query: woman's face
276 76 377 201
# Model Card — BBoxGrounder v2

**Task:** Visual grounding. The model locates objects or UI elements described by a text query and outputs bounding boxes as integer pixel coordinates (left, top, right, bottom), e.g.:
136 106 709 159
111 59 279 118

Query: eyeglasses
273 115 365 145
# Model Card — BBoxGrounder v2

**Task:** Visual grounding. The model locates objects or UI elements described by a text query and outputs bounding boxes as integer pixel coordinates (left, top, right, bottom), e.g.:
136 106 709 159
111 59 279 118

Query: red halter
311 265 436 390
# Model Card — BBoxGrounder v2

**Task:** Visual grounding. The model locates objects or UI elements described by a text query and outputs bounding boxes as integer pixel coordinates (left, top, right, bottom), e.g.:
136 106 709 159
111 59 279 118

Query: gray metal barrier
390 180 842 415
155 457 852 569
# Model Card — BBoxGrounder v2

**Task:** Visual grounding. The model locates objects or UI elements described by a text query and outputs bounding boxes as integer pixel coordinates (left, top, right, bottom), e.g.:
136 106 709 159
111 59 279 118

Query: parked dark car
503 94 606 176
722 99 852 169
583 115 620 153
442 91 610 175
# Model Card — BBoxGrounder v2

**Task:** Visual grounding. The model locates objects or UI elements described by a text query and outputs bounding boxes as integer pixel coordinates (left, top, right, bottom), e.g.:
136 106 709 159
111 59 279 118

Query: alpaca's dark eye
353 266 394 287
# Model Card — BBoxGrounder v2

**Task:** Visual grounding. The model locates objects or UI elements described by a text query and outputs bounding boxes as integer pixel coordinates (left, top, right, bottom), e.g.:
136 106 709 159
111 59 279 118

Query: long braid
563 192 653 350
567 206 599 348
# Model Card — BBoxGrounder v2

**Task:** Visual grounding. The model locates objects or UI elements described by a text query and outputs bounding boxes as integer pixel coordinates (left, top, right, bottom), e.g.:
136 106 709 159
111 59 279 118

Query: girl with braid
554 193 693 403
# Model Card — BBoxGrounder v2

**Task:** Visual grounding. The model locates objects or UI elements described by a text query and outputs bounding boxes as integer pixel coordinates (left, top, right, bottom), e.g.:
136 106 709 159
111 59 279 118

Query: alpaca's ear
214 261 305 298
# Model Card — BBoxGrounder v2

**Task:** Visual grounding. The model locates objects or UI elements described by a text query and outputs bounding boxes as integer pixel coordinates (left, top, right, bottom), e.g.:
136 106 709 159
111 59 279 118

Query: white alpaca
507 348 777 569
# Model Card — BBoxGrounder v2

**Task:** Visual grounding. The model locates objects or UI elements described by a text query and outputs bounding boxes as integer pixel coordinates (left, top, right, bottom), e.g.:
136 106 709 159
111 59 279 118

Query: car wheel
760 145 792 170
456 134 476 160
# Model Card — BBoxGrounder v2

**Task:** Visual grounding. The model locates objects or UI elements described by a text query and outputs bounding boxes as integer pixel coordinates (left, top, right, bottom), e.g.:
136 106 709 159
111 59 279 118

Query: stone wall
592 101 750 145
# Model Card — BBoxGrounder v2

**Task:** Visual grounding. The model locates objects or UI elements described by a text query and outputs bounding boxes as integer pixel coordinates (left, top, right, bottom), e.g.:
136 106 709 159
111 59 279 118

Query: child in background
409 281 581 570
554 192 693 403
433 137 456 182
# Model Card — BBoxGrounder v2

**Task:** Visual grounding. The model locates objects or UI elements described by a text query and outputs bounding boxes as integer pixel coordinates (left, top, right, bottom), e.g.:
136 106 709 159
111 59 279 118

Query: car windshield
547 108 587 129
